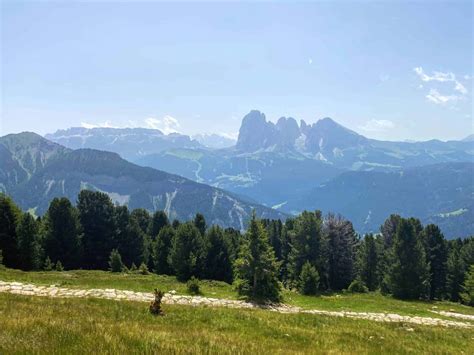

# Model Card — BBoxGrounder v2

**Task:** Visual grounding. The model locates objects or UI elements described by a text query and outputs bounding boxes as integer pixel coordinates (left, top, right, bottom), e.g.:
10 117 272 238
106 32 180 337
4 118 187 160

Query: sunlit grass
1 293 473 354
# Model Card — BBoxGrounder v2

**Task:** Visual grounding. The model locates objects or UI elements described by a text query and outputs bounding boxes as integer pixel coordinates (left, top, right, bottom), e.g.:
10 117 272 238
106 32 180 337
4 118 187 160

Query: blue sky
1 1 472 141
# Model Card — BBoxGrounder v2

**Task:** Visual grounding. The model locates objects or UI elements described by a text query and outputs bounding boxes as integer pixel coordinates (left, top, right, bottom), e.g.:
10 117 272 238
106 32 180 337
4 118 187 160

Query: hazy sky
1 1 472 141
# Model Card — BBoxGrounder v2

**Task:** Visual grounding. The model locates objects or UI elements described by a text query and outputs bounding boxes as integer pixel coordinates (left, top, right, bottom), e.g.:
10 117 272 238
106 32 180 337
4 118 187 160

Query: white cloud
413 66 469 106
425 89 460 105
359 119 395 132
145 115 180 134
308 58 313 65
379 74 390 82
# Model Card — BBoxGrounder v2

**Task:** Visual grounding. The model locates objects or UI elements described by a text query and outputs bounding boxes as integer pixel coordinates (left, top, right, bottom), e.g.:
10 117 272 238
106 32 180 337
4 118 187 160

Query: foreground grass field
1 293 473 354
1 268 473 318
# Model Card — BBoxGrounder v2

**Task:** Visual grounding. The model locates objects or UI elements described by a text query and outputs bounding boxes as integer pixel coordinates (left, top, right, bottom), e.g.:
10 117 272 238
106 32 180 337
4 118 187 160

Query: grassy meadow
1 292 473 354
1 268 474 319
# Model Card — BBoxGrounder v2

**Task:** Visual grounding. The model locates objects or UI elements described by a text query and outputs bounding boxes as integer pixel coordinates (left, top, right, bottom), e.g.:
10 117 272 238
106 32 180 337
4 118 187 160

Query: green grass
1 268 473 319
1 293 473 354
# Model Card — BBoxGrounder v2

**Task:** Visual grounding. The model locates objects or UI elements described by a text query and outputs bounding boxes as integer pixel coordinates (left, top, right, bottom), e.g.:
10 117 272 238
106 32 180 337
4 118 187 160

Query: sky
1 0 472 141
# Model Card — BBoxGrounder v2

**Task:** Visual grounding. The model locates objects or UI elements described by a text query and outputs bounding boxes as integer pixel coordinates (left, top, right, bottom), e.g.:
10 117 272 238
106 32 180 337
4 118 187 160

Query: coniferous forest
0 191 473 305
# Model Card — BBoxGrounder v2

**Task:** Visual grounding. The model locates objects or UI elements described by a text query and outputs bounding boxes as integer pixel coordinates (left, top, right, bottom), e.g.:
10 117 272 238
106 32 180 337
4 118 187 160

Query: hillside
291 162 474 238
0 133 286 229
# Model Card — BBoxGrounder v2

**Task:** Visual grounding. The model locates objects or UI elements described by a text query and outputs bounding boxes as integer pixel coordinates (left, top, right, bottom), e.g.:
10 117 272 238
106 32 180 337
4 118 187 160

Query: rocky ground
1 280 472 329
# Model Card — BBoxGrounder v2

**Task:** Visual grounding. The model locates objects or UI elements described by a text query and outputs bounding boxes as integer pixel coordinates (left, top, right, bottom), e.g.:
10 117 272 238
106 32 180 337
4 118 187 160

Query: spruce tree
114 205 145 267
324 214 357 291
148 210 169 239
298 261 320 295
193 213 207 236
385 218 430 299
130 208 151 234
43 197 82 270
169 222 204 281
357 234 379 291
109 249 124 272
152 225 175 275
446 241 465 302
16 212 42 270
203 225 233 283
78 190 116 270
460 264 474 306
233 212 281 302
43 256 54 271
422 224 448 300
287 211 323 288
0 194 21 268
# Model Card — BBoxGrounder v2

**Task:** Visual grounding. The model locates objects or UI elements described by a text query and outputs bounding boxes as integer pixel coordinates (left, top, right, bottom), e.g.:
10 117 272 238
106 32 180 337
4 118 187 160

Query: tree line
0 191 473 304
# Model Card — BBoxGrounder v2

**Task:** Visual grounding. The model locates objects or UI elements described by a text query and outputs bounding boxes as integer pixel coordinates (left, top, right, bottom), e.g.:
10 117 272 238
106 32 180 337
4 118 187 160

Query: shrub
109 249 124 273
55 260 64 272
348 279 369 293
298 261 320 295
43 256 54 271
0 249 4 269
139 262 150 275
129 263 138 272
187 276 200 295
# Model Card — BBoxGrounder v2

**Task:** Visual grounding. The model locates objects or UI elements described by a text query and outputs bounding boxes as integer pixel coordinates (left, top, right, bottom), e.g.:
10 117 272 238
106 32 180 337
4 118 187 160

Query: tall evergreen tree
356 234 379 291
148 210 169 239
446 240 465 302
193 213 207 236
77 190 116 270
324 214 357 291
43 197 82 270
287 211 323 288
385 218 430 299
152 225 175 275
130 208 151 234
203 225 233 283
16 212 42 270
169 222 204 281
422 224 448 300
114 205 145 267
233 212 281 302
460 264 474 306
0 194 21 268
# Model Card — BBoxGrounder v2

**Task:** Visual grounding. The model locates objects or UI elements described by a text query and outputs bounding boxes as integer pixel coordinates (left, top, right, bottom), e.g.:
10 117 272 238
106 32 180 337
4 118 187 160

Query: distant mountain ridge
0 132 286 230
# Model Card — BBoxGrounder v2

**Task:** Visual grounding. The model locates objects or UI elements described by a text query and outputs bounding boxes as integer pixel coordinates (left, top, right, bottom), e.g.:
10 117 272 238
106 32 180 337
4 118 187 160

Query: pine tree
55 260 64 272
114 206 145 267
0 194 21 268
356 234 379 291
385 218 430 299
298 261 320 295
287 211 323 288
169 222 204 281
78 190 116 270
16 212 42 270
148 210 169 239
130 208 151 234
193 213 207 236
109 249 124 272
422 224 448 300
446 241 465 302
43 256 54 271
203 225 233 283
152 225 175 275
324 214 357 291
43 197 82 270
233 212 281 302
460 264 474 306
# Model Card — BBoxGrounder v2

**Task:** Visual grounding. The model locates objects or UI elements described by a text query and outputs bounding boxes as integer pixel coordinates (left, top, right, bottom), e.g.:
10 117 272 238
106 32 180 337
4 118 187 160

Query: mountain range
0 132 286 230
34 110 474 237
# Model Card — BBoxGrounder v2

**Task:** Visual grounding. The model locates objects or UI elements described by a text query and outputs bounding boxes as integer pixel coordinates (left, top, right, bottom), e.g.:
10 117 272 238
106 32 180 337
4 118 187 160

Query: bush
109 249 124 273
298 261 320 295
187 276 200 295
129 263 138 272
43 256 54 271
139 262 150 275
0 249 4 269
348 279 369 293
55 260 64 271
